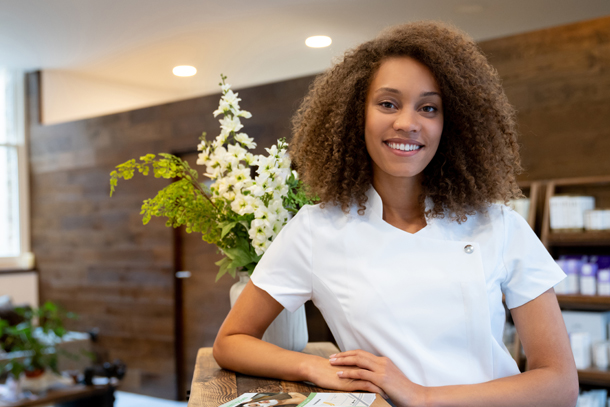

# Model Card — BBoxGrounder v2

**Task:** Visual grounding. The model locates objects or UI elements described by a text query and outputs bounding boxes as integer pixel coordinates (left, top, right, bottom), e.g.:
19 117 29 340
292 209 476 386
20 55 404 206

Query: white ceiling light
173 65 197 77
305 36 332 48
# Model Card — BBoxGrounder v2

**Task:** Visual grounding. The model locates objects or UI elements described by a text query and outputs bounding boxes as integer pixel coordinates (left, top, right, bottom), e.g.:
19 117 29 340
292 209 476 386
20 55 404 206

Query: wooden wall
26 14 610 400
27 72 315 399
478 16 610 181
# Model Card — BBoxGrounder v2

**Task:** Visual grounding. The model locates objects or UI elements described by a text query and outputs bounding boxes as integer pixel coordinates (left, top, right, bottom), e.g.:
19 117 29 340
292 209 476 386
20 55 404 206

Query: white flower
256 155 277 175
230 167 252 191
235 133 256 149
231 193 250 215
248 182 266 197
227 144 247 161
212 132 228 149
213 100 231 117
219 116 244 134
273 182 289 197
195 77 302 257
271 218 285 236
252 238 270 256
196 148 211 165
245 195 261 212
249 218 271 241
214 178 231 196
265 145 279 157
255 206 278 226
222 190 236 201
223 90 241 109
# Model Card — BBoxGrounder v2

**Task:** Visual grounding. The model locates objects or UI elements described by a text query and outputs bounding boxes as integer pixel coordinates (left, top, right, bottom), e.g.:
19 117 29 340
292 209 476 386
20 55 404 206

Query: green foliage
109 151 315 281
0 302 77 378
108 79 317 282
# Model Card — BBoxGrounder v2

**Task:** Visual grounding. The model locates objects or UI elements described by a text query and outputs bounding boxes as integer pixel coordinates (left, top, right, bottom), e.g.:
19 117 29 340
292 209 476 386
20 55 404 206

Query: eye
421 105 437 113
379 101 397 109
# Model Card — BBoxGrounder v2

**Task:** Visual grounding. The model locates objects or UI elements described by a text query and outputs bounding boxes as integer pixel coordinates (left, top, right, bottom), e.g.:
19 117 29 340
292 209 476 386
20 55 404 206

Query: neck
372 173 427 234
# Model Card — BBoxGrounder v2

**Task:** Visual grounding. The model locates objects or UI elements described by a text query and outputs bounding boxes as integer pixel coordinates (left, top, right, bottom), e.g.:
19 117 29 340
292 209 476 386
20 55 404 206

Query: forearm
213 332 321 382
424 366 578 407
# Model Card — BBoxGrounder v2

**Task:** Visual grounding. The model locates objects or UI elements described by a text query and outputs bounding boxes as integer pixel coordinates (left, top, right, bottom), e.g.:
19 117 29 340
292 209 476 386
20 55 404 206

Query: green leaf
214 257 233 282
219 221 238 239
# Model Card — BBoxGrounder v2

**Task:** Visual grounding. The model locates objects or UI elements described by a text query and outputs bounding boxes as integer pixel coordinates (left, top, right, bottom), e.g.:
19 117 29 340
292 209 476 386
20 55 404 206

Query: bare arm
212 280 383 393
331 289 579 407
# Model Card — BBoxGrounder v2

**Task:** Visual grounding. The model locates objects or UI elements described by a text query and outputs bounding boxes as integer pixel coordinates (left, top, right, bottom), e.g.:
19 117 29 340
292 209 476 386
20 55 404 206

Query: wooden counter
187 342 389 407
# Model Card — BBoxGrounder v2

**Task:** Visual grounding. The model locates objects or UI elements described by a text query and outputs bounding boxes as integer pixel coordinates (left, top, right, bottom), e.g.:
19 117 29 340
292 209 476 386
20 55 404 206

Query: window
0 69 31 269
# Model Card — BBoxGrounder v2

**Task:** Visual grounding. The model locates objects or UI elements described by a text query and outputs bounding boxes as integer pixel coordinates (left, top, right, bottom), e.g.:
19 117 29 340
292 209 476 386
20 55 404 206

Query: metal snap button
464 244 474 254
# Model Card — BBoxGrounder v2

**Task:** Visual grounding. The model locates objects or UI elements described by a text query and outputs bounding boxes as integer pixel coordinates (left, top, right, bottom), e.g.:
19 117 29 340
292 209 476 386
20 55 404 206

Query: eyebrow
374 87 441 98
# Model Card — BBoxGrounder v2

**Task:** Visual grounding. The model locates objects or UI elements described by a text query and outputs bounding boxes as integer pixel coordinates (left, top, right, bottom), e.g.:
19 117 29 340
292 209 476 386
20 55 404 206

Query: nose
393 109 421 133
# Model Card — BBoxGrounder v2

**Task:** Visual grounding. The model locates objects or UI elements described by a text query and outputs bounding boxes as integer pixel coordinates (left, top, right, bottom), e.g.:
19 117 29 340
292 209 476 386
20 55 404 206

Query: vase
229 271 308 352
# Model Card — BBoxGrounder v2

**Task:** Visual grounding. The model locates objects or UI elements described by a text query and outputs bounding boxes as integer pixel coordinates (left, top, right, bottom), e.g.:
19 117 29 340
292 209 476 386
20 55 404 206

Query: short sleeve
501 206 566 309
250 205 313 312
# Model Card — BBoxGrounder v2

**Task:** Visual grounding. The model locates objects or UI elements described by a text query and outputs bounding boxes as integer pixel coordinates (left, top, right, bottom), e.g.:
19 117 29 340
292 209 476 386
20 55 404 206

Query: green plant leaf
219 221 238 239
214 257 233 282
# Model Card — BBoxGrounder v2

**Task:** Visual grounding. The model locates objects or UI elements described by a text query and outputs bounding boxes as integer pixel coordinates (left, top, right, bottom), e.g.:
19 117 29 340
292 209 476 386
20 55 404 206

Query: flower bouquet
109 75 313 281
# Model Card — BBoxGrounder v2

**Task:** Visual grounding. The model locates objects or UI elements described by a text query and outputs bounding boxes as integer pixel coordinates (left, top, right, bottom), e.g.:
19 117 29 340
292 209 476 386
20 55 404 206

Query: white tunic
251 187 566 386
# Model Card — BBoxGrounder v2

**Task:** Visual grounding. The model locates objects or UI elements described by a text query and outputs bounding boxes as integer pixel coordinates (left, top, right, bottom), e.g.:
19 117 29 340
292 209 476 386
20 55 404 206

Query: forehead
369 56 440 94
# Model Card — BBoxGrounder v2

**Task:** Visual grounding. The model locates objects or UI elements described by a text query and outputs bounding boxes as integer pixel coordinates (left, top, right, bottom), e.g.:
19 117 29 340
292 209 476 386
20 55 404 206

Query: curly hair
290 21 523 222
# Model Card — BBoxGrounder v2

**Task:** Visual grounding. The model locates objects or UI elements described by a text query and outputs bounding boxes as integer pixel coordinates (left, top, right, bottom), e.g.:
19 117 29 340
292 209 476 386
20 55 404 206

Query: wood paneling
478 16 610 181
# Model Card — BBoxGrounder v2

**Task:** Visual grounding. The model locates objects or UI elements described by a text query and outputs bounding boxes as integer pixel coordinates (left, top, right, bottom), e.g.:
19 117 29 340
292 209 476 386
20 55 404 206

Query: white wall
0 271 38 307
41 70 186 125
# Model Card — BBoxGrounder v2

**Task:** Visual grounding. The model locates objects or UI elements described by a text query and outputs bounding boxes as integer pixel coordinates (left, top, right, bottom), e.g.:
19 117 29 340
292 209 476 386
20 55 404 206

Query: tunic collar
365 186 384 218
365 185 435 220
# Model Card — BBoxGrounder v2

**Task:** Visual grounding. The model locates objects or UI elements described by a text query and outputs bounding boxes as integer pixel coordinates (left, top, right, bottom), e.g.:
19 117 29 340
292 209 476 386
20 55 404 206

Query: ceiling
2 0 610 106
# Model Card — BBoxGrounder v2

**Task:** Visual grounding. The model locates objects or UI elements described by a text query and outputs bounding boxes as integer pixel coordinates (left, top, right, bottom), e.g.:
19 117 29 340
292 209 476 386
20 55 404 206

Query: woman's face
245 401 278 407
364 56 443 183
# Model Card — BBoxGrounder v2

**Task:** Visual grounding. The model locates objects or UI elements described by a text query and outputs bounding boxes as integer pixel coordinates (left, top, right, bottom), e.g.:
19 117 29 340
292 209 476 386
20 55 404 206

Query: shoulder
430 203 509 242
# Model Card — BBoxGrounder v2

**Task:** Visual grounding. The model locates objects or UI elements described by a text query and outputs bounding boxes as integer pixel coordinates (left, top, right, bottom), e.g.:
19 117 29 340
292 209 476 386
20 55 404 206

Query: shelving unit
541 175 610 249
558 294 610 311
538 175 610 387
515 180 541 230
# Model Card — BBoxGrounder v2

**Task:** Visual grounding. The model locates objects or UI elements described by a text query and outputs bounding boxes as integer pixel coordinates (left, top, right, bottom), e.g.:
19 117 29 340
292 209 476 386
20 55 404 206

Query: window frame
0 70 32 271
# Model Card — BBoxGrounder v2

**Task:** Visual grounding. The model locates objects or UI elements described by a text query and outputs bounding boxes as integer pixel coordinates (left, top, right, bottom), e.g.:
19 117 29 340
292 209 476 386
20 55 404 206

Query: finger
339 377 384 394
337 368 377 383
330 355 378 371
329 349 372 359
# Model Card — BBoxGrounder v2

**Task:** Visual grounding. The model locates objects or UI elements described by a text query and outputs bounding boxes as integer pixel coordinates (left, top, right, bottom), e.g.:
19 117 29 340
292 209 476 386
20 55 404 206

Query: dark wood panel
480 16 610 182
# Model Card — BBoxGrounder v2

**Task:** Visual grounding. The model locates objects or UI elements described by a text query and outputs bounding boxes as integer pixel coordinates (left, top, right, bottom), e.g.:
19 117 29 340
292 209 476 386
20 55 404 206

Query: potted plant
109 75 314 350
0 302 75 398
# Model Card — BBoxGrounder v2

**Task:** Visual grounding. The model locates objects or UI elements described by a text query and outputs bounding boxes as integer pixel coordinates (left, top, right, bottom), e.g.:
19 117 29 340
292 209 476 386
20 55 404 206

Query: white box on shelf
561 310 610 343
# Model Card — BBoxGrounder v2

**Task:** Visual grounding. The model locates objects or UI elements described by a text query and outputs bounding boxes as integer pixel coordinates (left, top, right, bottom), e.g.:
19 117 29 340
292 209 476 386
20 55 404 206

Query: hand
329 349 427 407
303 355 384 394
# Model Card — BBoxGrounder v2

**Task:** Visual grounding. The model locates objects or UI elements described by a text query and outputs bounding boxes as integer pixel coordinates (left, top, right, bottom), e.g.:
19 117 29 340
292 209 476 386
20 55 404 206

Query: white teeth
387 142 421 152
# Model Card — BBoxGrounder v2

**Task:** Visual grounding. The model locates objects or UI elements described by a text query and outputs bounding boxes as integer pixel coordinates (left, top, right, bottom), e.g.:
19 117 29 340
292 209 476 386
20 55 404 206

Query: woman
213 21 578 407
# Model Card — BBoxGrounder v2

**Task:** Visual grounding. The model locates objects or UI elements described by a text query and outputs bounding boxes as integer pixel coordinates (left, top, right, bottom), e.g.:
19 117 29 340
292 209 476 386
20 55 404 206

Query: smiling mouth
384 141 423 152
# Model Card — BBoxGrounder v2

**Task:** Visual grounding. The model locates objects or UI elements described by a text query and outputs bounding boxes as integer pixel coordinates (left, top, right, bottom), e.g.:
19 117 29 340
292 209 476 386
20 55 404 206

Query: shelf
557 294 610 310
547 231 610 246
578 367 610 386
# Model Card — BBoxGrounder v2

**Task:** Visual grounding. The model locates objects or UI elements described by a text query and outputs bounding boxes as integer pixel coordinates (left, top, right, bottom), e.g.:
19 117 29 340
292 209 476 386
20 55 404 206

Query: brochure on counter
219 392 377 407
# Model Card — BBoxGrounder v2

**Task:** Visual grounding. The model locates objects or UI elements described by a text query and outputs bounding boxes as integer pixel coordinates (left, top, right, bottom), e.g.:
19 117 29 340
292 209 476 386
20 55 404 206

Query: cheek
429 120 444 147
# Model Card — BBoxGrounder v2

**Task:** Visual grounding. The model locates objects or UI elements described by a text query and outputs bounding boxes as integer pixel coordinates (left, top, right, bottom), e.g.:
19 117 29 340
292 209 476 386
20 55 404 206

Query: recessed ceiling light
306 36 332 48
173 65 197 77
454 4 484 14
